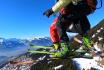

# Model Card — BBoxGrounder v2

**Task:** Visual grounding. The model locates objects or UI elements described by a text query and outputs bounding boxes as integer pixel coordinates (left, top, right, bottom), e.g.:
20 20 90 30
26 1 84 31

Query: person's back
59 0 97 16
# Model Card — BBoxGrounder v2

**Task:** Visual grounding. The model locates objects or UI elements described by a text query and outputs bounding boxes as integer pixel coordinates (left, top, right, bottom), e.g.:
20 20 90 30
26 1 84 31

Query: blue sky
0 0 104 39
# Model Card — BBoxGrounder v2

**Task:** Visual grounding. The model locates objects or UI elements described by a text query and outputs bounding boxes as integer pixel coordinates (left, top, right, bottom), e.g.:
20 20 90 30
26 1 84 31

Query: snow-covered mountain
29 37 52 46
0 19 104 70
0 37 52 48
0 38 29 48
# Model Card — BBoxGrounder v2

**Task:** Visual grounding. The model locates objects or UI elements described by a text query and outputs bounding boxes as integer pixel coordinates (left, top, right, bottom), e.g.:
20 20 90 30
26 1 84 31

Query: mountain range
0 19 104 70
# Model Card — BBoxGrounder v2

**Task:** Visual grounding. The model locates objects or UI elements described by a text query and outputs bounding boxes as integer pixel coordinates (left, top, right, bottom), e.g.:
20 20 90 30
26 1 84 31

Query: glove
43 8 54 18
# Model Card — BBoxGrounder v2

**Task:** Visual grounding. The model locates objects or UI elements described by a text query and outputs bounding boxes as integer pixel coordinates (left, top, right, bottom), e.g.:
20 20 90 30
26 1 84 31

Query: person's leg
51 17 74 58
79 16 93 49
50 17 72 58
50 17 70 47
50 18 61 50
56 21 70 42
50 18 60 43
57 18 73 50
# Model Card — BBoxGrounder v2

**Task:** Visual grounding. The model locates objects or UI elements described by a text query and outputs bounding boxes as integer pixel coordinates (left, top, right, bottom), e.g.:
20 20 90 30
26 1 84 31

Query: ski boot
75 35 94 58
82 35 94 58
82 35 94 51
50 42 72 58
50 42 60 53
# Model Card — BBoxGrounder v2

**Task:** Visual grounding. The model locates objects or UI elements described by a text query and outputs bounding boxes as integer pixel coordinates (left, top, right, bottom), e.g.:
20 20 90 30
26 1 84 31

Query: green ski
30 45 52 49
28 50 54 55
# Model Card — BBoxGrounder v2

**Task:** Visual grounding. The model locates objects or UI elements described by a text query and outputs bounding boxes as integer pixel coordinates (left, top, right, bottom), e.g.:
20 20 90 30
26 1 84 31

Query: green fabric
52 42 71 58
82 35 92 49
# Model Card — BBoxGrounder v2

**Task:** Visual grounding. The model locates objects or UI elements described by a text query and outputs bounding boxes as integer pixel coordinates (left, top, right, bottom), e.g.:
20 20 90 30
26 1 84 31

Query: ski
30 45 52 49
28 50 54 55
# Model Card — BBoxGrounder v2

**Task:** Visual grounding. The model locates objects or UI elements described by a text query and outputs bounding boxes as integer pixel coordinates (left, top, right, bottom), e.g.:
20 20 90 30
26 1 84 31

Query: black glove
43 8 54 18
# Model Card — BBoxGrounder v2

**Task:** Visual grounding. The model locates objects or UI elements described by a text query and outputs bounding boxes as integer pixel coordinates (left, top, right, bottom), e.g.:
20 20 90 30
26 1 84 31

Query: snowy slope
73 58 104 70
73 19 104 70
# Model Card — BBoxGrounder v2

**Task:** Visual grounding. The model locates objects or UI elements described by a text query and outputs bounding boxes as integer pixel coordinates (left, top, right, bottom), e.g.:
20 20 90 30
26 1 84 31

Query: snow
26 37 50 41
73 41 104 70
97 29 101 33
92 34 96 38
48 61 52 64
73 58 104 70
94 42 101 51
93 56 101 61
100 27 103 30
53 65 63 70
95 32 98 34
37 56 46 61
30 37 52 46
98 37 103 41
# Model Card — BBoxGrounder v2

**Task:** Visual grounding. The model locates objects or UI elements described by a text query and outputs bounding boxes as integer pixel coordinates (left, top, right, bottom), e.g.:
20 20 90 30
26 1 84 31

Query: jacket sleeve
52 0 72 13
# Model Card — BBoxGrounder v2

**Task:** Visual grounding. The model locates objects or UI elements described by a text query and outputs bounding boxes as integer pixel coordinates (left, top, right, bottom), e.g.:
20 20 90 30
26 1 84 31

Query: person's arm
52 0 72 13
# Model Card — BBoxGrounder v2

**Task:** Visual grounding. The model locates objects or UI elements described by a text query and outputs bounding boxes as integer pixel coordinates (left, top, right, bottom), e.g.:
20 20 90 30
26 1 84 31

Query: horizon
0 0 104 39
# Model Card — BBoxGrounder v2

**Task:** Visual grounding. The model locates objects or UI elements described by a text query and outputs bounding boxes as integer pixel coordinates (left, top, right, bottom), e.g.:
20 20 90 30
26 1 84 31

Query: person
43 0 96 58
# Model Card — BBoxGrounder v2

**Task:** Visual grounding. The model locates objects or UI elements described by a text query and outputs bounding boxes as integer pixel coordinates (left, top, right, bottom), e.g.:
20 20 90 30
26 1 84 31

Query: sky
0 0 104 39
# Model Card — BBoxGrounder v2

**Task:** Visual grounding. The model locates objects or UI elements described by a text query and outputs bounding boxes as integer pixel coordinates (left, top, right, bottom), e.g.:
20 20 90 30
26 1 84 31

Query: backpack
62 0 102 16
73 0 98 16
85 0 98 15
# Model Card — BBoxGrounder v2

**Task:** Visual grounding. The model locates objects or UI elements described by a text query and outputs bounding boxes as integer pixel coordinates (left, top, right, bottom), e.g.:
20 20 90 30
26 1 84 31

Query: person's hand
43 8 54 18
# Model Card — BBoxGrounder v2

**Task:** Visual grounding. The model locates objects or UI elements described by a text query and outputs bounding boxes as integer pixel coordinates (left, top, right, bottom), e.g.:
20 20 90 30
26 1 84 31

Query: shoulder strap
96 0 102 9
